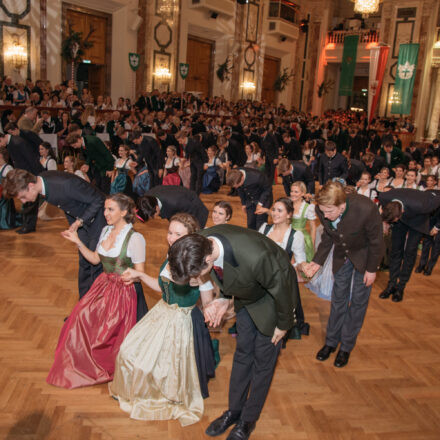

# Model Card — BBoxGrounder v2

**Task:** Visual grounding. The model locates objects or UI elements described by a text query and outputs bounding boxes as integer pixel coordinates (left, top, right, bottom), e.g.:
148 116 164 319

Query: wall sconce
4 34 27 71
241 81 256 92
388 90 400 105
154 67 172 80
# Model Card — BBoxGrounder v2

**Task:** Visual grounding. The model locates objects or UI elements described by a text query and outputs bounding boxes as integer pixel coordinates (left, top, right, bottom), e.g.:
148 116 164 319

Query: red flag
368 45 390 124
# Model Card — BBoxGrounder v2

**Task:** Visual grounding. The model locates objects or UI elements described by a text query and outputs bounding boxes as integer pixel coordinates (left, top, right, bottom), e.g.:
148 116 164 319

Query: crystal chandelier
351 0 381 18
4 34 27 71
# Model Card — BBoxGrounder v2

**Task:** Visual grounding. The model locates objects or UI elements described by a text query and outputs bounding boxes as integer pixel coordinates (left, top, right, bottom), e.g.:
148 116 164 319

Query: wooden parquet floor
1 184 440 440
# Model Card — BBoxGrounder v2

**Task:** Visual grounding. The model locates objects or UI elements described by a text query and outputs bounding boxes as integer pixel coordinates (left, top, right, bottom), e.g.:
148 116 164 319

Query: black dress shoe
316 344 336 361
415 265 425 273
392 289 404 302
206 410 241 437
423 267 433 276
226 420 256 440
334 350 350 368
379 285 395 299
300 322 310 336
16 227 36 235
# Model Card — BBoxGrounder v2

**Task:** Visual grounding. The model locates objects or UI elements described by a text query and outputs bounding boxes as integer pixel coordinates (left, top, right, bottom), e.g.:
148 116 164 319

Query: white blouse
97 223 146 264
74 170 88 181
357 187 377 200
42 157 57 171
115 158 134 169
293 201 316 220
258 223 306 266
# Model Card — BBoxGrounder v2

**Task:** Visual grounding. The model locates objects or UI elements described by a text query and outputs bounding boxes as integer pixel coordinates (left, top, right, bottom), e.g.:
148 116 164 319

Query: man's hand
69 219 82 232
204 298 230 327
271 327 287 345
106 170 113 178
255 205 269 215
430 227 438 236
363 271 376 287
302 262 321 278
241 205 247 213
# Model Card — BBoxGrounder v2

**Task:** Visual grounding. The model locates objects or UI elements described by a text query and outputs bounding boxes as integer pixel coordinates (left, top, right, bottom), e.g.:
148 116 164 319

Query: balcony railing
326 29 380 45
268 0 299 25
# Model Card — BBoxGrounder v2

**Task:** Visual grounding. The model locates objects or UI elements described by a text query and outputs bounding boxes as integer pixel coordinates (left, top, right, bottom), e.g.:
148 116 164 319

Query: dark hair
136 195 159 221
168 234 213 285
3 169 37 198
4 122 18 132
68 123 81 133
395 163 406 171
106 193 136 223
0 146 9 163
325 140 337 152
214 200 233 220
381 201 403 223
39 141 55 158
273 197 293 219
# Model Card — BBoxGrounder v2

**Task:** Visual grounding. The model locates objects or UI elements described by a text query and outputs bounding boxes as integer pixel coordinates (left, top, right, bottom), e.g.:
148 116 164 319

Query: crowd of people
1 86 440 440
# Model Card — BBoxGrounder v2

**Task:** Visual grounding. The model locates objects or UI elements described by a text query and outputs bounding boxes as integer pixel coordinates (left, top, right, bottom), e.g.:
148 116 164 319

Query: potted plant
273 67 294 92
317 79 335 97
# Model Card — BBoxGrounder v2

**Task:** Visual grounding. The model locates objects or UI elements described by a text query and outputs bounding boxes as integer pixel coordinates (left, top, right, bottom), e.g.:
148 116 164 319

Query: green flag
339 35 359 96
391 43 419 115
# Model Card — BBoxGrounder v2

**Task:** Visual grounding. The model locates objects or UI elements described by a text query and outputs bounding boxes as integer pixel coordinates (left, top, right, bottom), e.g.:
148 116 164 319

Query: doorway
185 36 214 98
261 56 280 104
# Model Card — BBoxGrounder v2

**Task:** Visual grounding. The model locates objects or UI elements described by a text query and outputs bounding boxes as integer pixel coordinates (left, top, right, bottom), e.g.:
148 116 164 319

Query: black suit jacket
41 171 105 227
227 138 245 167
281 161 315 196
146 185 209 228
314 194 384 274
282 139 302 161
135 137 163 173
7 135 44 176
186 137 206 164
260 133 279 160
200 224 297 336
318 152 348 185
237 167 273 208
378 188 440 234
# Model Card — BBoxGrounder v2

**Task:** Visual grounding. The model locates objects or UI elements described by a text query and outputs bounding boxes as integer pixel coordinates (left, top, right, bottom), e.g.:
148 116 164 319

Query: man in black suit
168 225 298 440
131 130 163 187
277 158 315 196
258 128 279 184
4 169 106 298
156 129 180 157
318 141 348 185
379 189 440 302
0 132 44 234
226 168 272 230
346 158 366 186
281 132 302 161
178 132 206 195
135 91 152 112
136 185 209 228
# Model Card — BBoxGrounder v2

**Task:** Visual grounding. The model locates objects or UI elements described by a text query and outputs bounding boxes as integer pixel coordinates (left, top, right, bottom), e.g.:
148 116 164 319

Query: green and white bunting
129 53 140 71
179 63 189 80
391 43 419 115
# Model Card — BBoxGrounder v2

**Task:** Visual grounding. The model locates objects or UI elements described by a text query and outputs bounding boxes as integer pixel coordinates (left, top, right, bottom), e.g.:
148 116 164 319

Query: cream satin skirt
109 299 203 426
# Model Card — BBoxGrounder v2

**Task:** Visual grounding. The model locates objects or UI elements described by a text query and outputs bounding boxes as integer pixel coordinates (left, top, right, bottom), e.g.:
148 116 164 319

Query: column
427 67 440 140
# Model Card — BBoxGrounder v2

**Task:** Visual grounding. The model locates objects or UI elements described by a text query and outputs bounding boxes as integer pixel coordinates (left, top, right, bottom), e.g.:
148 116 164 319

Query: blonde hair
315 181 346 206
277 158 291 174
291 180 306 194
169 213 200 234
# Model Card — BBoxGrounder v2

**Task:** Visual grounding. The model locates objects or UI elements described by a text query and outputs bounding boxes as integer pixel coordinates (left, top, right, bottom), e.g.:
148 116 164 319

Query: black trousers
22 198 40 231
190 161 203 195
77 214 107 298
246 204 267 231
228 308 281 422
326 260 371 352
419 233 440 271
388 221 422 290
92 170 111 194
264 158 276 184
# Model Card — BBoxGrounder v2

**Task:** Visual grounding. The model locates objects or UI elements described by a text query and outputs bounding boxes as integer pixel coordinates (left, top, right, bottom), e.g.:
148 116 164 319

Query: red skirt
47 273 137 389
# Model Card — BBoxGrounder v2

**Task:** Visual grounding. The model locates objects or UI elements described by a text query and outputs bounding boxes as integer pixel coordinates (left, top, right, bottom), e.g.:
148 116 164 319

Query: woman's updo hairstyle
106 193 136 223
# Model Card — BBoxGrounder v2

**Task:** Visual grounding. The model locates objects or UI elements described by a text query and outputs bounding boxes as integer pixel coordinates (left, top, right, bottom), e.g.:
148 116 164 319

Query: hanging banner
368 45 390 124
179 63 189 79
129 53 140 71
339 35 359 96
391 43 419 115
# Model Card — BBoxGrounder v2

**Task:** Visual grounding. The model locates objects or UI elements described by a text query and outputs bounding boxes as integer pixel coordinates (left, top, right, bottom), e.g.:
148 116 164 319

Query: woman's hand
61 229 80 244
254 205 269 215
121 268 140 284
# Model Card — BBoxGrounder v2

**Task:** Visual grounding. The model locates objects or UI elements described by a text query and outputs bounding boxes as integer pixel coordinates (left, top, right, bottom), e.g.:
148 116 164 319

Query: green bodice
158 260 200 307
98 228 135 275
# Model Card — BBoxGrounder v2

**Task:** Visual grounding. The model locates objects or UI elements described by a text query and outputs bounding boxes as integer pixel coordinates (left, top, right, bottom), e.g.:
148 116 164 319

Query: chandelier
4 34 27 71
351 0 381 18
154 67 172 80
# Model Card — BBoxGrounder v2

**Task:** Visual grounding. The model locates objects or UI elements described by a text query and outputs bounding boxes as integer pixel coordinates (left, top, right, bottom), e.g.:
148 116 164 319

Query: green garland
273 67 294 92
61 28 94 64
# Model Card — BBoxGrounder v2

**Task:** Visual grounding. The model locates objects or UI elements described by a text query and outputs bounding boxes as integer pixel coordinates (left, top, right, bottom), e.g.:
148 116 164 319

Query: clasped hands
302 262 321 279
